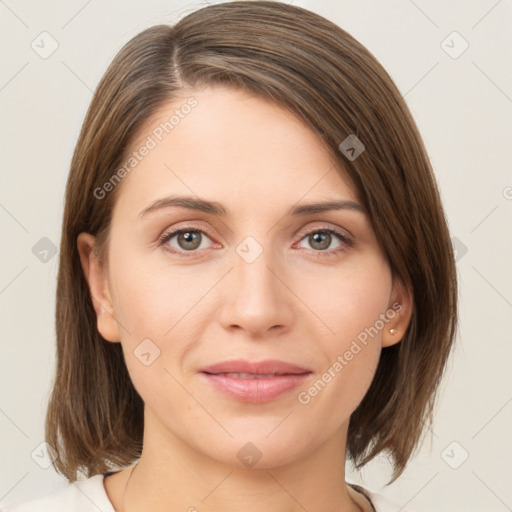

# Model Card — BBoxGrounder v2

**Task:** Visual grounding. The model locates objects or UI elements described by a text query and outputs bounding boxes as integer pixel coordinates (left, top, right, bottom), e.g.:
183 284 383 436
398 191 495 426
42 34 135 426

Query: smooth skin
78 85 412 512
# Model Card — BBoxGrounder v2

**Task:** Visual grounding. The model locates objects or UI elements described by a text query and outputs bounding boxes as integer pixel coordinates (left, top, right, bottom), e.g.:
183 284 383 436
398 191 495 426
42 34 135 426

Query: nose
217 240 295 338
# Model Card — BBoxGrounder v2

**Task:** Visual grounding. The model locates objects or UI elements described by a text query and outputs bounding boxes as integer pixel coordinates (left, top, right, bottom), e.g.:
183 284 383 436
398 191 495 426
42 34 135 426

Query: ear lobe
381 279 413 348
77 232 121 343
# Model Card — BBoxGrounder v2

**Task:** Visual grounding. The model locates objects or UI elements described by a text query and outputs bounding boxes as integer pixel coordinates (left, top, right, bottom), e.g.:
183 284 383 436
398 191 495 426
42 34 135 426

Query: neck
120 413 364 512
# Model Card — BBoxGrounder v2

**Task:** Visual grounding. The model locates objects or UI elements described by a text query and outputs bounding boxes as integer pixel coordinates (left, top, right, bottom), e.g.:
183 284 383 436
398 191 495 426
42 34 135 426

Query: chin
193 427 318 471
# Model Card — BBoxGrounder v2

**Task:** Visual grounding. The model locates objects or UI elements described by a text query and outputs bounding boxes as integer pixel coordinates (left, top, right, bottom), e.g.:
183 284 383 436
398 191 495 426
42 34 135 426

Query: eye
159 225 353 258
160 228 215 255
296 227 352 256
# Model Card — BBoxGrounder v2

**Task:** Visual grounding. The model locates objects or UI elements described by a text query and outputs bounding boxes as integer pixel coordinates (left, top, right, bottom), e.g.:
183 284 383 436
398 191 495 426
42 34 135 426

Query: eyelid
294 221 354 241
297 223 352 240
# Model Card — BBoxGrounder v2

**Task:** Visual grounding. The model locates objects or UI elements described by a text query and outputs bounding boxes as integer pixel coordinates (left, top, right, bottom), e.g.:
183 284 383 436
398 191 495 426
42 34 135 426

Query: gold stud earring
389 328 397 334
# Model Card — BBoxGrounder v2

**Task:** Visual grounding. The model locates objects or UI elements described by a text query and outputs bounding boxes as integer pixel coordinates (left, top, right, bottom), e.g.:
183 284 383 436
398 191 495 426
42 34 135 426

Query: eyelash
158 225 353 258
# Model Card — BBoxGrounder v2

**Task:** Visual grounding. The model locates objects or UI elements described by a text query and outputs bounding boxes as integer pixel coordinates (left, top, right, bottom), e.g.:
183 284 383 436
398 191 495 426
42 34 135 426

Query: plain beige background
1 0 511 510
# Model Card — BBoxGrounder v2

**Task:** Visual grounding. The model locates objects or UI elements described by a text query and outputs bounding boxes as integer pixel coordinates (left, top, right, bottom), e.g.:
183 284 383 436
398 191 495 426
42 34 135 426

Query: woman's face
80 85 409 469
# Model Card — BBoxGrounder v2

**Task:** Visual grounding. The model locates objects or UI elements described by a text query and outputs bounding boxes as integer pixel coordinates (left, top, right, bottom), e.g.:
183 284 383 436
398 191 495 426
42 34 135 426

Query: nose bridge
219 233 293 333
233 233 282 300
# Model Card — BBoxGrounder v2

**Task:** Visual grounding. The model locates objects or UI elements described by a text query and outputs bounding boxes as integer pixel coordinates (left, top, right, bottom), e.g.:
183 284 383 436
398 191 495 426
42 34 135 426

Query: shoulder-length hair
46 0 457 485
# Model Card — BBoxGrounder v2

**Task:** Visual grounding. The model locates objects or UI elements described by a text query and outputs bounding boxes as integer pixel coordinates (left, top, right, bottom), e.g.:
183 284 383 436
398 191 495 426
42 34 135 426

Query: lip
199 359 312 403
200 359 311 375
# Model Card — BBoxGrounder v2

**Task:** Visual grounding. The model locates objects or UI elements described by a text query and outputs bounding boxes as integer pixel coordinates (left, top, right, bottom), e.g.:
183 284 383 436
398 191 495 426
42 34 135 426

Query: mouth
198 359 312 403
204 372 301 379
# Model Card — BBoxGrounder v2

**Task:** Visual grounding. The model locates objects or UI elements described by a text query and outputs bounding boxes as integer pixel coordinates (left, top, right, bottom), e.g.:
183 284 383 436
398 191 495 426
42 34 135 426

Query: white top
1 474 417 512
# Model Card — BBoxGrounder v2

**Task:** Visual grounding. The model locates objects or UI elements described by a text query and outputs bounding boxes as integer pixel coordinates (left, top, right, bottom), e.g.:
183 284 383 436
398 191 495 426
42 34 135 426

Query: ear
77 232 121 343
381 278 413 348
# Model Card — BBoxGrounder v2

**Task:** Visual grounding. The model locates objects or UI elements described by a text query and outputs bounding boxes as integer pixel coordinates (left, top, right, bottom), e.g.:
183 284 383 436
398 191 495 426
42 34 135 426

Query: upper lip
200 359 312 375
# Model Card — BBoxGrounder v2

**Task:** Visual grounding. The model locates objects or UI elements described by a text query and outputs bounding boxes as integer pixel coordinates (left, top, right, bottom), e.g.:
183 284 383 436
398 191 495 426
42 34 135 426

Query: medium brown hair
46 0 458 485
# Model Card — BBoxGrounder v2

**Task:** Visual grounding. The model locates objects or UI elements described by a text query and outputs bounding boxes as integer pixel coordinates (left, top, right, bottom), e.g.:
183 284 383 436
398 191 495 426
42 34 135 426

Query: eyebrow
138 195 366 218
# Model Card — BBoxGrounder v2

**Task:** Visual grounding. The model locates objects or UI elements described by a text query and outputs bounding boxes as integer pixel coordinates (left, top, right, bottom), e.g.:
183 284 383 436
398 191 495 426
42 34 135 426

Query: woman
2 2 457 511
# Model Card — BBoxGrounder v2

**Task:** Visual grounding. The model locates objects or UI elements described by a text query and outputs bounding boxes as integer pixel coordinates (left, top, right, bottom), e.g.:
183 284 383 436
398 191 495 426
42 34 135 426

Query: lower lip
200 372 311 403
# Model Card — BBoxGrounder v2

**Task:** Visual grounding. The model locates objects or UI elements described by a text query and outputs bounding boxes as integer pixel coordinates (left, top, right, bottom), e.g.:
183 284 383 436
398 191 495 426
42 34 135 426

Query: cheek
295 274 389 428
106 244 230 392
107 260 203 403
109 251 213 341
293 256 391 410
296 253 393 342
296 343 380 444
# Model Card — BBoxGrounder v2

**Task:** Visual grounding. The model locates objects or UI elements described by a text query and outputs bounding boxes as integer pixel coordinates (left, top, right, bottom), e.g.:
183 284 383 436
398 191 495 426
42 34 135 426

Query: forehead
114 85 359 217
